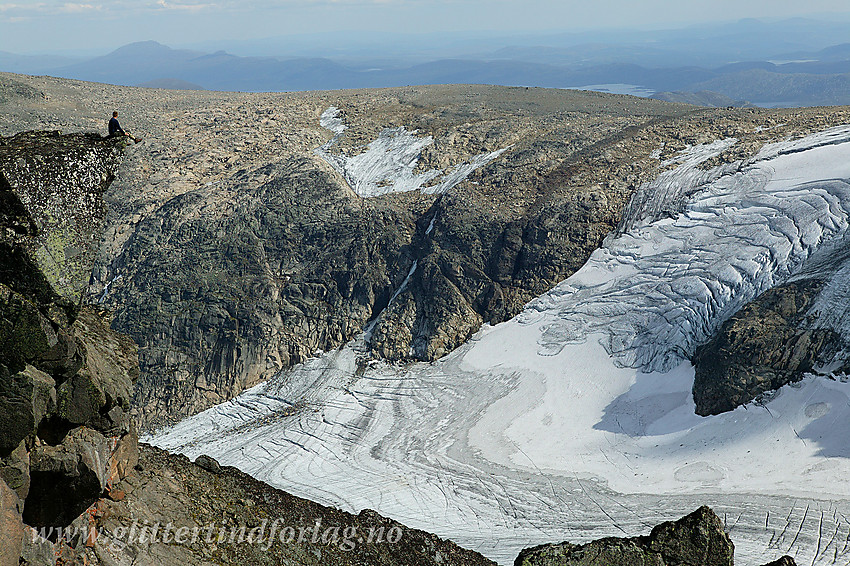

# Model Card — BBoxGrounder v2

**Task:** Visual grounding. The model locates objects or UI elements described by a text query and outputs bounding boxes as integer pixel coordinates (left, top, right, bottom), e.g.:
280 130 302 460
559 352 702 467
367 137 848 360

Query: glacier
152 125 850 565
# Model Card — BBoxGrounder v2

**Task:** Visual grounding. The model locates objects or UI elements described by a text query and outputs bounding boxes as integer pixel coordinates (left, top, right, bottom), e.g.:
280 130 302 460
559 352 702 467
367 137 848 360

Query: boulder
0 439 30 501
193 454 221 473
0 476 25 566
0 284 58 368
108 429 139 486
645 506 733 566
24 423 138 530
515 506 733 566
25 427 111 528
0 364 56 456
35 328 83 383
56 307 138 433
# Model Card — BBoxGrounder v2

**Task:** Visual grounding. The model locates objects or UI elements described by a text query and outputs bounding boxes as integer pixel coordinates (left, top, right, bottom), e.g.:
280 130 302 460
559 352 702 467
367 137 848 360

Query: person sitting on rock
108 111 129 138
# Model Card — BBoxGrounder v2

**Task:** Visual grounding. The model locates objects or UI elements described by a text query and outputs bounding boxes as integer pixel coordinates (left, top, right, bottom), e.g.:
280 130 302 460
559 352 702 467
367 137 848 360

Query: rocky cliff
692 278 845 415
0 130 139 564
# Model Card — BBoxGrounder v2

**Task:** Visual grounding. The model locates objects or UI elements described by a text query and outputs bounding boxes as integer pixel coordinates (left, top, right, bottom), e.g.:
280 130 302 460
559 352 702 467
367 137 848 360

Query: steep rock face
91 86 702 429
692 278 843 415
109 157 421 426
369 149 643 360
515 506 734 566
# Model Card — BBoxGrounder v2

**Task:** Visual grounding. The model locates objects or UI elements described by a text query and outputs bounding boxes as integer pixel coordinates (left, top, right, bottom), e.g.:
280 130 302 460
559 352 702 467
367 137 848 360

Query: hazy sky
2 0 850 54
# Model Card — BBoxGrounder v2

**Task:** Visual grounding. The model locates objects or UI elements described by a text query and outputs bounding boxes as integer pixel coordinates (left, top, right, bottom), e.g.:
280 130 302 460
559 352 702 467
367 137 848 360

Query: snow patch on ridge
314 107 509 198
319 106 347 135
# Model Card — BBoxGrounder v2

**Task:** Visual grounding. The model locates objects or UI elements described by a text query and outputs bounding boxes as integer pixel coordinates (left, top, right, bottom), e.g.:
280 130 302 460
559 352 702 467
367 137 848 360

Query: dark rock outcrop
760 557 797 566
692 278 843 415
0 440 30 501
515 506 734 566
0 131 123 303
0 364 55 455
56 306 138 433
107 157 419 428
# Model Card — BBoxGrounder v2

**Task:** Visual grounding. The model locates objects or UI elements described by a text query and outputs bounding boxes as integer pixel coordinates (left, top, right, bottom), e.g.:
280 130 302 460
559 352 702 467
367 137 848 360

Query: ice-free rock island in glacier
153 124 850 566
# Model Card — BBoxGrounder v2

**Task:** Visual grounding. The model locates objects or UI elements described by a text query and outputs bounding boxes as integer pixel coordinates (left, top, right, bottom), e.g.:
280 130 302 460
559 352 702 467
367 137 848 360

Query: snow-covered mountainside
152 125 850 566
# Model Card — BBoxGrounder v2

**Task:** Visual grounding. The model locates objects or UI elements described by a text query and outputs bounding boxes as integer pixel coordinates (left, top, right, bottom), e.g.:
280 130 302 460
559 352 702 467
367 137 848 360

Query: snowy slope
152 125 850 565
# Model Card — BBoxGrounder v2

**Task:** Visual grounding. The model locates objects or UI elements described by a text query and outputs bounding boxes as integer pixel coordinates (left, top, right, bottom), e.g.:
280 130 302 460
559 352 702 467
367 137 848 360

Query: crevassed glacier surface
533 125 850 370
153 125 850 566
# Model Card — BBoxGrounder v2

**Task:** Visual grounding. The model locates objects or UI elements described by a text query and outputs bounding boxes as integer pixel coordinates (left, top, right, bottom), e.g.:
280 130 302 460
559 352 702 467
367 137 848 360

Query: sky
2 0 850 54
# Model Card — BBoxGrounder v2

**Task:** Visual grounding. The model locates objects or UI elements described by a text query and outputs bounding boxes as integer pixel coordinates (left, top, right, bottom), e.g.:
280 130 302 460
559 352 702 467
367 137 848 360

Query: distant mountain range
6 17 850 107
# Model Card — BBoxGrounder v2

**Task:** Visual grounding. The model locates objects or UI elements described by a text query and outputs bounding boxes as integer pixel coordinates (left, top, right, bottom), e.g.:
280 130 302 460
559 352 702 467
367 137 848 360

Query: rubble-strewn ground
78 444 495 566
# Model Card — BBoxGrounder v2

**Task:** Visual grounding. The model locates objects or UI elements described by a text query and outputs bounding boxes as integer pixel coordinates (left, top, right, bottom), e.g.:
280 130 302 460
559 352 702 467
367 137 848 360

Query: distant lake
564 83 656 97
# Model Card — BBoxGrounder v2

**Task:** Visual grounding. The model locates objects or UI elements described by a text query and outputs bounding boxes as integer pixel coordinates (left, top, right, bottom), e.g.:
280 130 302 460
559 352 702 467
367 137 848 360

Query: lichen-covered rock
692 279 842 415
0 127 143 564
0 131 123 303
0 364 56 456
515 506 733 566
